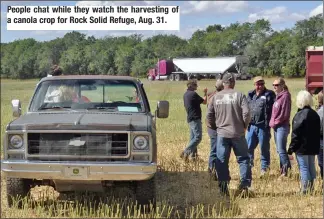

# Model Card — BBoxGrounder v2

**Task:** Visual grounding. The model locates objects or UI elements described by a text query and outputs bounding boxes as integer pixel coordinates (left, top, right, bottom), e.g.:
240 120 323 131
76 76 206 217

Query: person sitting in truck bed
44 65 90 103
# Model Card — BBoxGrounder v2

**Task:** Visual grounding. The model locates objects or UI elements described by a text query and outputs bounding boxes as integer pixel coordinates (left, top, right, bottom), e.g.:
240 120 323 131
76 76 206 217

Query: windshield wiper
38 105 75 111
86 106 117 112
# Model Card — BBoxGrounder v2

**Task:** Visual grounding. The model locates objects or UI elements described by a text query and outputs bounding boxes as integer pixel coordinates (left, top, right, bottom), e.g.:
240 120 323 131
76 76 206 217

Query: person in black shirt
288 90 321 194
180 79 207 161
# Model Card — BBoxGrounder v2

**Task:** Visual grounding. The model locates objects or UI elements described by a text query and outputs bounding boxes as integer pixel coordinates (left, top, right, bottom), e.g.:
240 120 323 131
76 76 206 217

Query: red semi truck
147 56 251 81
306 46 323 94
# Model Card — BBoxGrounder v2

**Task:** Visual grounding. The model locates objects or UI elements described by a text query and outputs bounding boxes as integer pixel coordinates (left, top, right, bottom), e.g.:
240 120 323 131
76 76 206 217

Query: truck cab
2 75 169 209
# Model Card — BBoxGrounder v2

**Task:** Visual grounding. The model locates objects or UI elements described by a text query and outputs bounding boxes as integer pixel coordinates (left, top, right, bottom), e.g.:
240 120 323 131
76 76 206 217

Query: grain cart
306 46 323 94
1 75 169 209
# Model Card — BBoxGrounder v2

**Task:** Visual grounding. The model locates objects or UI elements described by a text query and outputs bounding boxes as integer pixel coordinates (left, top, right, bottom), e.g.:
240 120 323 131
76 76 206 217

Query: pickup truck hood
7 112 149 131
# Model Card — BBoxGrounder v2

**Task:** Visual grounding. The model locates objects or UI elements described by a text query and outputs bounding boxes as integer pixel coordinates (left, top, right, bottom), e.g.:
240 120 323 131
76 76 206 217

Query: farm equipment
147 56 252 81
306 46 323 94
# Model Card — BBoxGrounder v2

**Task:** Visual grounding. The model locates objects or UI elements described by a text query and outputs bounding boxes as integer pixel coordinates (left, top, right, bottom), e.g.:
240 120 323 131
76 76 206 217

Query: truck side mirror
12 99 21 117
156 101 169 118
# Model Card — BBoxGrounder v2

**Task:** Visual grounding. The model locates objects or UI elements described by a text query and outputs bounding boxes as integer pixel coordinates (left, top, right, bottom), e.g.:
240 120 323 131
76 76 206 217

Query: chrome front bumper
1 160 157 181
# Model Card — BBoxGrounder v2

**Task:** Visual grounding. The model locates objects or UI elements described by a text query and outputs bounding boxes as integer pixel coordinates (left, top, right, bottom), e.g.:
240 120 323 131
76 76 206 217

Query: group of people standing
181 72 323 196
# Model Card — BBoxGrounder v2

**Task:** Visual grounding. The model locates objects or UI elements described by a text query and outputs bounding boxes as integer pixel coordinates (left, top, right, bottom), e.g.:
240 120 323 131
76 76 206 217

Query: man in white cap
246 76 276 178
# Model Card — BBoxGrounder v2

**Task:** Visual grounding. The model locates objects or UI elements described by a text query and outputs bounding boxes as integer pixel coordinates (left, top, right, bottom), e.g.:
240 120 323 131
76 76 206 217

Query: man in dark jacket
288 90 321 194
246 76 276 177
181 79 207 161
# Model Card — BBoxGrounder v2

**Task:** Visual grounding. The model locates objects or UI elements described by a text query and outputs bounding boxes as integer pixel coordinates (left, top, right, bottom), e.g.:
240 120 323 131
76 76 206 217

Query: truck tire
169 74 175 81
175 74 181 81
6 177 31 208
135 176 156 211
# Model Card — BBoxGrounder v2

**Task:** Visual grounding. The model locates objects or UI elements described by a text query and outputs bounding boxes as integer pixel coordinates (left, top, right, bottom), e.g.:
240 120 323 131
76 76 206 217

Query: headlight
133 136 149 150
9 135 24 149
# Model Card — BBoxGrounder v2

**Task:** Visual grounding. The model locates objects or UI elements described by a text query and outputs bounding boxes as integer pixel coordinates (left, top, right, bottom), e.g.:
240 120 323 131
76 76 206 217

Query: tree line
1 15 322 79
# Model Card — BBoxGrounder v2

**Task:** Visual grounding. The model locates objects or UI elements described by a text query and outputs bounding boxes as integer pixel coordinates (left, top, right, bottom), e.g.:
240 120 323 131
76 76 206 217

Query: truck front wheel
6 177 31 208
135 176 156 211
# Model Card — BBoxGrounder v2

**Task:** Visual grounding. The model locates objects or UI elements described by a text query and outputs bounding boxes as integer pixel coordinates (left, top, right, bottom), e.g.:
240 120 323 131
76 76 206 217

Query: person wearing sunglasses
246 76 276 178
269 77 292 178
287 90 321 194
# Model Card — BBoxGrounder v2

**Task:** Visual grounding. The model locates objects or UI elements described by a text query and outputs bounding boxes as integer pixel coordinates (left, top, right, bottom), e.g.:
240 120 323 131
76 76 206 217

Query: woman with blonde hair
288 90 321 194
270 77 292 177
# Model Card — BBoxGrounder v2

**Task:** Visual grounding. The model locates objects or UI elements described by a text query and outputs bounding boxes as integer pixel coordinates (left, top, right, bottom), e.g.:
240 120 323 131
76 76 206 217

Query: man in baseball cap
246 76 276 178
206 72 252 196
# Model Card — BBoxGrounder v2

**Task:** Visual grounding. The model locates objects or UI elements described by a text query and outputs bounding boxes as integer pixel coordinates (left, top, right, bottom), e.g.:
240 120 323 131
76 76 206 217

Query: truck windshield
29 79 145 113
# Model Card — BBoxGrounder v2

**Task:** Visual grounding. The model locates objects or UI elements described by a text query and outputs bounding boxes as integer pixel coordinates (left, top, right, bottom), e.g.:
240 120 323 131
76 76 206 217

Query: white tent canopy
172 56 247 74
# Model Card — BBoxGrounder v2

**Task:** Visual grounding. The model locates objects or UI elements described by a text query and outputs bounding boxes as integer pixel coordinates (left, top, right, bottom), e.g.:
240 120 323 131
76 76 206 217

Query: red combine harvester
306 46 323 94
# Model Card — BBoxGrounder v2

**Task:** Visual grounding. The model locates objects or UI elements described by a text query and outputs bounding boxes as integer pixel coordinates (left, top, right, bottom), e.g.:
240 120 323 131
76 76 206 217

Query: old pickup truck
1 75 169 208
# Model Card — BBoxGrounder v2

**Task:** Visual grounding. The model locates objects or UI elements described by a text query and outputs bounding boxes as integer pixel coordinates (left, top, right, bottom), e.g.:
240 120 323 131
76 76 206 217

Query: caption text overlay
6 5 180 31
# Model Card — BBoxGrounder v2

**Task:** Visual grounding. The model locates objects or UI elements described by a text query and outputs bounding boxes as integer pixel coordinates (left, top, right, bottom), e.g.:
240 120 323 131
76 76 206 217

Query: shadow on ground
6 170 242 218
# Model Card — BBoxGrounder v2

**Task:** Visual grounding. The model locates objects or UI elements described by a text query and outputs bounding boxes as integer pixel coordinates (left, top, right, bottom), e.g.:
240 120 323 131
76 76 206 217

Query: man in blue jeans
181 79 207 161
246 76 276 178
207 79 224 180
207 73 252 196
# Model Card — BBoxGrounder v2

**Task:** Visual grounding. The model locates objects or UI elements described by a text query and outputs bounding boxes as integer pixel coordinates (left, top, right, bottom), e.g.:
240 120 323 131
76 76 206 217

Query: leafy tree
1 16 322 79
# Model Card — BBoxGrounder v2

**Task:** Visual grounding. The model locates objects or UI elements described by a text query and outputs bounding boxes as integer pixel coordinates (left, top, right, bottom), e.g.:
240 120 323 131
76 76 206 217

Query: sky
1 1 323 43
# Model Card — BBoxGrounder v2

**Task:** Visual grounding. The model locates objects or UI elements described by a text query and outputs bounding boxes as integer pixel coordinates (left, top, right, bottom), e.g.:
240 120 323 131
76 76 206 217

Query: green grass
1 77 323 218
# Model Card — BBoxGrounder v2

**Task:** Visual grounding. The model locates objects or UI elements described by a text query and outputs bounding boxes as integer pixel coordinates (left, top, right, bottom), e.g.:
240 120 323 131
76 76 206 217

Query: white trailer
168 56 251 81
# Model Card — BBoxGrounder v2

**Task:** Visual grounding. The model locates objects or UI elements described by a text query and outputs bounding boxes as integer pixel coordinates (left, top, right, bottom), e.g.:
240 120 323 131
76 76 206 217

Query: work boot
300 180 315 195
208 168 218 181
236 185 254 198
259 169 269 179
180 152 189 162
218 181 229 197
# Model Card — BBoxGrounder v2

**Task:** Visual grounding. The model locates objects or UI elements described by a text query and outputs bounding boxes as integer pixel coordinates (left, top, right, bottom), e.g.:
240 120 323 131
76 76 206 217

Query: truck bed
306 46 323 94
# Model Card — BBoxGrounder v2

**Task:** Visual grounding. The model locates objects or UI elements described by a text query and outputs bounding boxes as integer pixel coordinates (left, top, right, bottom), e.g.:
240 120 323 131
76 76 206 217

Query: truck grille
27 133 129 159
